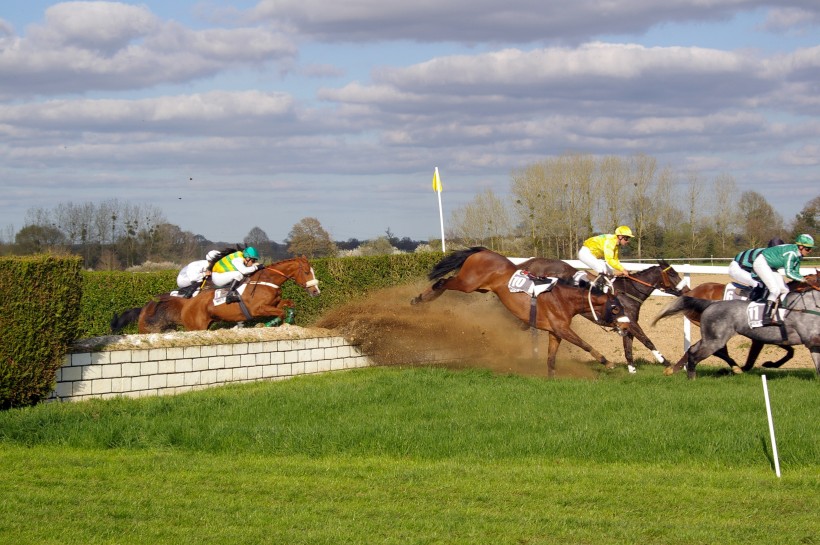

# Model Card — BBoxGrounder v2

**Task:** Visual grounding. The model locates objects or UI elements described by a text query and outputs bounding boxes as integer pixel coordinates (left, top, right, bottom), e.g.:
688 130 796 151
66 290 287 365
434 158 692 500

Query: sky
1 1 819 244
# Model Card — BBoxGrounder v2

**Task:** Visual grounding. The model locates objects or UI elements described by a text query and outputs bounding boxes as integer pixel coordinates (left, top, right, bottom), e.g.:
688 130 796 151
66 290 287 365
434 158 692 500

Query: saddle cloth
723 283 750 301
745 302 785 328
508 270 558 297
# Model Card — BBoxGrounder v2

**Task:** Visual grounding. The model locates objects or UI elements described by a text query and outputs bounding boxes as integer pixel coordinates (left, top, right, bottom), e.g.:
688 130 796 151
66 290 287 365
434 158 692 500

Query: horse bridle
258 260 319 291
621 265 683 300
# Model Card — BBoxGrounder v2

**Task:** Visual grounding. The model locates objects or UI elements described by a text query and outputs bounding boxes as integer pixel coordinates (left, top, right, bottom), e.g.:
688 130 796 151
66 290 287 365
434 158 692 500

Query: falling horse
111 256 320 333
653 277 820 378
410 247 631 377
517 258 686 371
670 272 820 372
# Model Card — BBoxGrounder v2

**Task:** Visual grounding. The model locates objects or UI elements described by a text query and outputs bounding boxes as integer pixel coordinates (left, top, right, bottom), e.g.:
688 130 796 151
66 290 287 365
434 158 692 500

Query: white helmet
206 250 220 262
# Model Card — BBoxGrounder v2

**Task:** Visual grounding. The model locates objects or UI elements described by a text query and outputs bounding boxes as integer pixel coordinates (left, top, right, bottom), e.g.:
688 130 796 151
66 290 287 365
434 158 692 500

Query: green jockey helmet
795 234 814 248
244 246 259 259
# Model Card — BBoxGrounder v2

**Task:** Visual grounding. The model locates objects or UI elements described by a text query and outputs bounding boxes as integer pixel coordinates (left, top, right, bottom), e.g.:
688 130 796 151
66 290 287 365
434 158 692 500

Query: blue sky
1 1 818 244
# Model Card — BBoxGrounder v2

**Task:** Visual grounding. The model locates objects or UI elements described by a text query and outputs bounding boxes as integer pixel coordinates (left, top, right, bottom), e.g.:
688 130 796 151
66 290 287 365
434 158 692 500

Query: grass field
1 365 818 544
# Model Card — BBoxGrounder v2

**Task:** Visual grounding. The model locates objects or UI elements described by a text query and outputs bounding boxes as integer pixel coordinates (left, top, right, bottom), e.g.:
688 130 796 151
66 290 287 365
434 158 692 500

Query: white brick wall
52 335 374 402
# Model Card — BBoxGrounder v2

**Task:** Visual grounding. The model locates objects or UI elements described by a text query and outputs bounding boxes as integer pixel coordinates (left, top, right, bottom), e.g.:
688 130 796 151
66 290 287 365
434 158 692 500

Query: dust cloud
316 282 599 379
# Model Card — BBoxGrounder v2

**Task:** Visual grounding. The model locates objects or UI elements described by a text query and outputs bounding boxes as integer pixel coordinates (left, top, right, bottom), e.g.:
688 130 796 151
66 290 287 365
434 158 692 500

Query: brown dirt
316 274 815 377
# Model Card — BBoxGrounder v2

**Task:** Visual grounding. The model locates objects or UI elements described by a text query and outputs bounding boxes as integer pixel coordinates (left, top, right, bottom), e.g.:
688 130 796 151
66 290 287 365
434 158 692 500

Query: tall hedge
0 255 83 409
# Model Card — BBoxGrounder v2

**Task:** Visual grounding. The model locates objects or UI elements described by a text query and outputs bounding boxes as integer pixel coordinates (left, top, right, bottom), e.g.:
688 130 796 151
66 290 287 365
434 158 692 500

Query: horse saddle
508 270 558 297
725 283 767 302
171 284 200 299
214 284 246 306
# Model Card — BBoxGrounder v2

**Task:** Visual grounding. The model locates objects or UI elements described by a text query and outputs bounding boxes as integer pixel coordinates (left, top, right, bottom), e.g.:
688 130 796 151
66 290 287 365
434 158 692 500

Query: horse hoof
731 366 744 375
663 366 676 376
687 371 697 380
604 361 616 370
627 365 637 374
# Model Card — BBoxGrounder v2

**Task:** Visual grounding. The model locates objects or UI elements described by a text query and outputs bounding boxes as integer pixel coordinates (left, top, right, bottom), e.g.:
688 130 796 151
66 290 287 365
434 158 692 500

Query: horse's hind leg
760 345 795 369
411 277 461 304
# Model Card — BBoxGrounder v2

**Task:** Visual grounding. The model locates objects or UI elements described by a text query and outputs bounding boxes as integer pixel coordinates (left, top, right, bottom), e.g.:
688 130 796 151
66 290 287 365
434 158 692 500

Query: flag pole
433 167 445 252
761 375 781 478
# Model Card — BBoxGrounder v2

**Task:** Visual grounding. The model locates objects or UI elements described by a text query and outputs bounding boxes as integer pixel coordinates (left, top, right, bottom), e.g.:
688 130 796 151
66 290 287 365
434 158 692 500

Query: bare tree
627 153 658 258
597 155 630 235
450 188 512 251
712 174 738 256
683 172 705 257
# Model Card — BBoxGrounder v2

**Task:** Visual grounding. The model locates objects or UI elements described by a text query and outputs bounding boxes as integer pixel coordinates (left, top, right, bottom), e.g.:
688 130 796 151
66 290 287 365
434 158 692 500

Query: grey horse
653 290 820 379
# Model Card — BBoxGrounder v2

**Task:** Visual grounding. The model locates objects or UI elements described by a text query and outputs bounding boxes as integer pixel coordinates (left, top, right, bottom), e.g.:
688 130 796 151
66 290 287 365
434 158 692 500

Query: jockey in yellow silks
577 226 633 282
211 246 263 292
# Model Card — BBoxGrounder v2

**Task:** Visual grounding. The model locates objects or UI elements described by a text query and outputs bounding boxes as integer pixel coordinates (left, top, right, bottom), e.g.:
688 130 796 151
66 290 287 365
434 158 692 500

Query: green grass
1 365 818 544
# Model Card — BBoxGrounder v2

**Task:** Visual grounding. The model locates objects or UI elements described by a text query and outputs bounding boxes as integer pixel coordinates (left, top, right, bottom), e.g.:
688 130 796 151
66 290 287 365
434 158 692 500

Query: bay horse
518 258 685 371
652 283 820 379
410 247 632 377
673 272 820 372
111 256 320 333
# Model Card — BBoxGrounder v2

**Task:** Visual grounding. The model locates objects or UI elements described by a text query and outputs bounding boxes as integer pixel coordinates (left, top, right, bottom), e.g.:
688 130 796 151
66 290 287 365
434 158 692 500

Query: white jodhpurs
578 246 614 275
752 254 788 302
728 261 759 288
211 270 243 288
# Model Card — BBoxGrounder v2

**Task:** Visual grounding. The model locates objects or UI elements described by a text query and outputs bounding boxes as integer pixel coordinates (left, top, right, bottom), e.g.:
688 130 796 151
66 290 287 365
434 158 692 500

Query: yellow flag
432 167 442 192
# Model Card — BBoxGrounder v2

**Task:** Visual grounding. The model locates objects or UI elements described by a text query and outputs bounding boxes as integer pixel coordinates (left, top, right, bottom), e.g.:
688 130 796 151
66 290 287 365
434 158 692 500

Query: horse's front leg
545 318 613 370
546 332 561 378
626 322 667 367
622 333 636 374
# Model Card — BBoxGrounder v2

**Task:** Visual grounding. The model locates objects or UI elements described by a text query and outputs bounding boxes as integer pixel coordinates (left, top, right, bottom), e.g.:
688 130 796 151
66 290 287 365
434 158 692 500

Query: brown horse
410 247 631 377
667 272 820 374
518 258 685 371
112 256 320 333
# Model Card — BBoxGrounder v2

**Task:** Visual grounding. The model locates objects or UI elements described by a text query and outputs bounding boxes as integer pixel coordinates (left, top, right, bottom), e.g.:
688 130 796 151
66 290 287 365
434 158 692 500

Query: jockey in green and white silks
211 247 262 288
728 247 764 290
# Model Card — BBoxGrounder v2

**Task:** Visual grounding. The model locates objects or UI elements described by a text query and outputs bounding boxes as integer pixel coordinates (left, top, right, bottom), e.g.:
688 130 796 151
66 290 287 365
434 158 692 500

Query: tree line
449 152 819 260
2 153 817 267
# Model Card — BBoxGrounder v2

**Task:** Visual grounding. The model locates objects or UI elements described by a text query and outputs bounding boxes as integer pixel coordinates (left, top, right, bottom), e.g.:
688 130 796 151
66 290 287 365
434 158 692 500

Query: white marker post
761 375 781 478
432 167 445 252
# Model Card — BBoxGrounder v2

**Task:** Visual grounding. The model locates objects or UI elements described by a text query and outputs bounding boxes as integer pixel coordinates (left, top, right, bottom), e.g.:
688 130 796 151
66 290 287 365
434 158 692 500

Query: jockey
577 226 633 288
175 250 220 298
729 237 789 301
747 234 813 324
211 246 264 300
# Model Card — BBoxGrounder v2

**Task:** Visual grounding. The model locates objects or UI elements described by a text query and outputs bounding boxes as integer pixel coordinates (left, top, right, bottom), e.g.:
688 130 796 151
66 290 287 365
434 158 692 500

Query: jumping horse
654 274 820 378
410 247 632 377
516 258 686 371
111 256 320 333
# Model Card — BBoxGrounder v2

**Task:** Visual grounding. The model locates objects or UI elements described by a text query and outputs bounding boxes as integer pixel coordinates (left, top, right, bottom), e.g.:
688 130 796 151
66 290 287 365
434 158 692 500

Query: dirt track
316 274 815 378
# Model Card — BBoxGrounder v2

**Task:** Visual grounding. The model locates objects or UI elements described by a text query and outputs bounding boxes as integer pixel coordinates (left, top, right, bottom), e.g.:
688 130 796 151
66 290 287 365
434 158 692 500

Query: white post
433 167 445 252
683 270 692 351
761 375 781 478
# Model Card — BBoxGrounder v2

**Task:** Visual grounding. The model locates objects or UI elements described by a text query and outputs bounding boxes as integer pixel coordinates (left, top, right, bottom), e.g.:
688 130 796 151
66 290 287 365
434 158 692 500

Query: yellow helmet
615 226 633 238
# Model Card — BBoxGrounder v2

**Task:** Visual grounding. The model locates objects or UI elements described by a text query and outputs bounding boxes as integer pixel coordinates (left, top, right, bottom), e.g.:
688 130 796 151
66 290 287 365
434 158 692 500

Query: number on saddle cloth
508 270 559 298
724 283 767 302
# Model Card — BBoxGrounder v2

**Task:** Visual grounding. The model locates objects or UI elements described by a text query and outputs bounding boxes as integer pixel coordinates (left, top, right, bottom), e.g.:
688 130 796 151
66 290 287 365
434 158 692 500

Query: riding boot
225 279 241 304
762 300 780 325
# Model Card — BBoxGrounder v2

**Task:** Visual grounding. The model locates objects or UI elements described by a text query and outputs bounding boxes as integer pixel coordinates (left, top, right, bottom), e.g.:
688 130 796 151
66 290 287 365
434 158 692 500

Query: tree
790 194 819 239
358 237 396 256
450 189 512 252
14 224 67 254
711 174 738 256
737 191 783 248
286 217 337 257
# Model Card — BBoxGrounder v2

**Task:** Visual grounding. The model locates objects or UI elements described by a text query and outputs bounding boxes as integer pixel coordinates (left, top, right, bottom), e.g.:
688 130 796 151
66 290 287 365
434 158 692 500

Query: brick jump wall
53 335 374 402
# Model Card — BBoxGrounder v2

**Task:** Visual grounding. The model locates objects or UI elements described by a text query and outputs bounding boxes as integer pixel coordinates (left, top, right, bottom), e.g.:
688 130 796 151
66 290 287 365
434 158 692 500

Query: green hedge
0 255 83 409
80 253 445 338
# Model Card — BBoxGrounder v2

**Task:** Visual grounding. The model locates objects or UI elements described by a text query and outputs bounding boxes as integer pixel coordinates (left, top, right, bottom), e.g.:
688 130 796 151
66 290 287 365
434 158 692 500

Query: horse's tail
651 296 714 326
428 247 487 281
111 307 142 334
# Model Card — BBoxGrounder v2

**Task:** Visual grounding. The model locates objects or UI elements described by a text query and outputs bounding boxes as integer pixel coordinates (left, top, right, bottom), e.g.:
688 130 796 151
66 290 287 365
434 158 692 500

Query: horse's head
656 259 687 296
260 256 321 297
607 295 631 336
294 255 321 297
